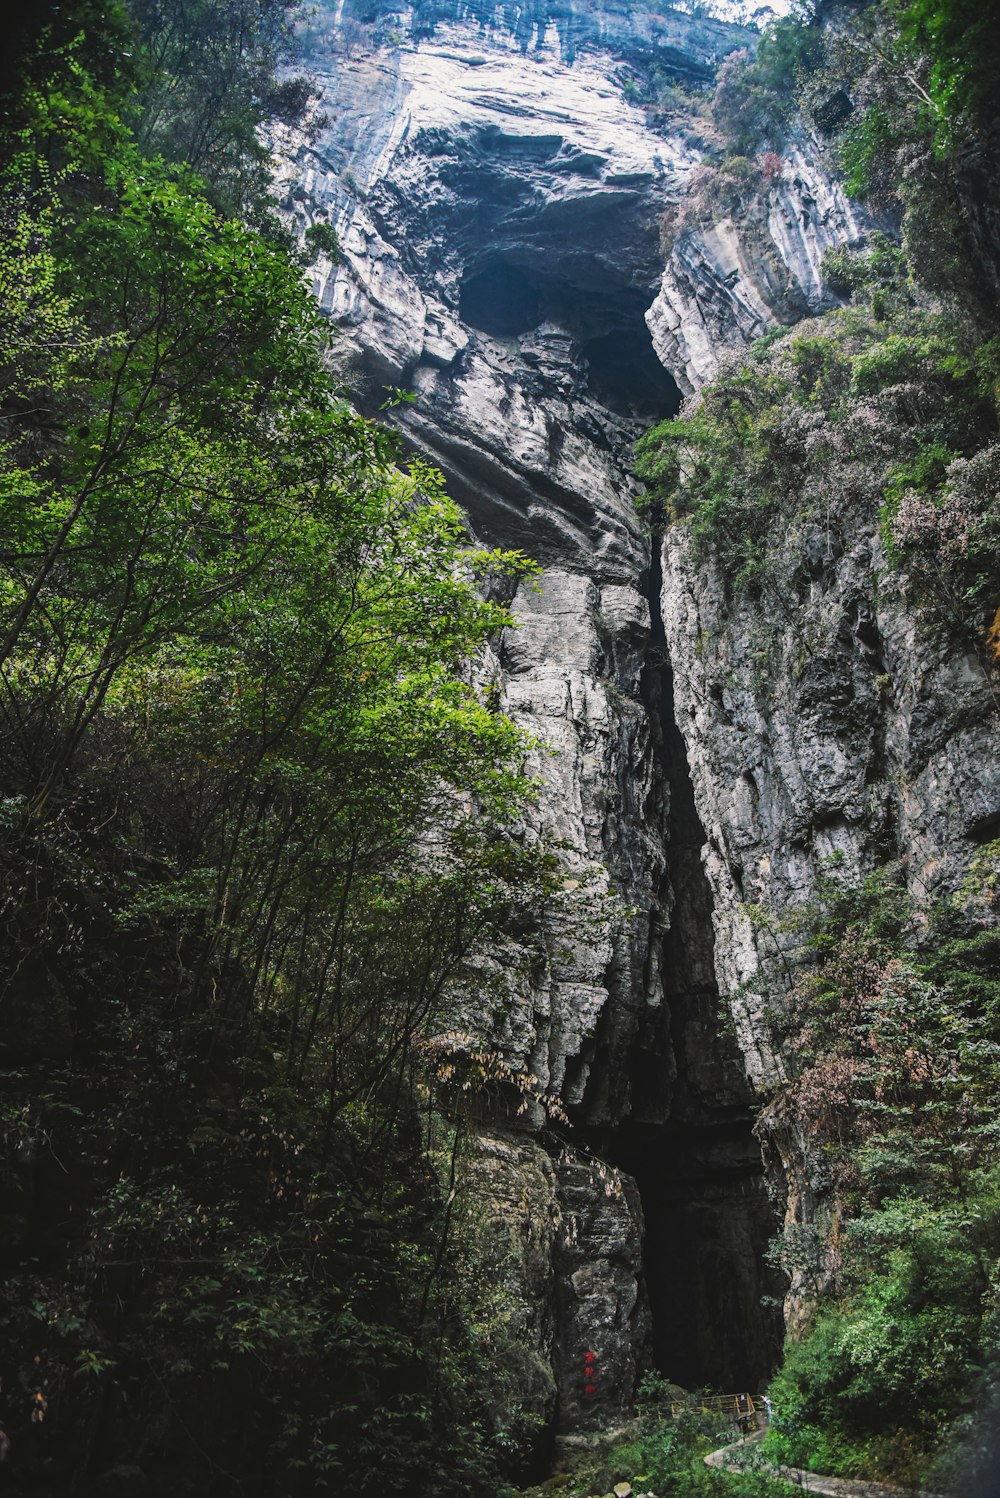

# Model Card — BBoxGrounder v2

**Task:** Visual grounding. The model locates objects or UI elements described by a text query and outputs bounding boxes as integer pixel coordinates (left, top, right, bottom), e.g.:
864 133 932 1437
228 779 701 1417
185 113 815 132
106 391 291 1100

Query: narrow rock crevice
586 536 782 1393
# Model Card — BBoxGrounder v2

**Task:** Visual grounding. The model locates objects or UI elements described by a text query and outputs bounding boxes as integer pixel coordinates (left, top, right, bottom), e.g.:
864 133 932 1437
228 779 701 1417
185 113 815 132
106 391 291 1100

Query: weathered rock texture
269 0 874 1439
660 505 1000 1328
460 1129 650 1439
647 140 869 395
661 528 1000 1058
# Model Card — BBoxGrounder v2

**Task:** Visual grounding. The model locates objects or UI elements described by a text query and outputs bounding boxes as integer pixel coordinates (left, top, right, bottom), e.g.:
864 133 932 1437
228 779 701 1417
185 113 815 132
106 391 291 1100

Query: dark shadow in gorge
596 1117 781 1391
585 533 783 1394
639 533 782 1390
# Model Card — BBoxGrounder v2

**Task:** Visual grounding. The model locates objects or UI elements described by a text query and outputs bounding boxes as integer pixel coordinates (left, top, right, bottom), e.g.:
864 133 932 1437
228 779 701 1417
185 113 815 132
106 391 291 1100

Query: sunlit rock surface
268 0 863 1435
272 9 707 565
270 0 755 1134
646 140 869 395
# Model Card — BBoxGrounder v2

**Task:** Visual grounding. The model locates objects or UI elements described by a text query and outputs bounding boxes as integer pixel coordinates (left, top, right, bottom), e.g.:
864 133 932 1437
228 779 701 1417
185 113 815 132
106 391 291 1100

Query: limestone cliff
658 393 1000 1328
646 139 869 395
268 0 876 1437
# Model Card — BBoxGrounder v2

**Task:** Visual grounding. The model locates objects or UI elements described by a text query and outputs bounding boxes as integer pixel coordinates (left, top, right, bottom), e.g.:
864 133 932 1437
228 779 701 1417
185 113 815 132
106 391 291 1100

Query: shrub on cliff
636 278 1000 660
764 1179 1000 1484
759 855 1000 1482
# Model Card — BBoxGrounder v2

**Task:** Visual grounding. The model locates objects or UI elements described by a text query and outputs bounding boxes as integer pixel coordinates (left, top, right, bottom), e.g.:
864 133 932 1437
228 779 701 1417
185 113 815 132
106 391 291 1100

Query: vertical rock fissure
589 534 782 1393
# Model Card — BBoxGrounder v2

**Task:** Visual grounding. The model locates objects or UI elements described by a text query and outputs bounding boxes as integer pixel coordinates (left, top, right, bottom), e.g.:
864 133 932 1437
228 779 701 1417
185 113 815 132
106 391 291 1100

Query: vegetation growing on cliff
522 1378 791 1498
637 277 1000 642
639 0 1000 648
0 4 558 1493
638 1 1000 1486
762 858 1000 1482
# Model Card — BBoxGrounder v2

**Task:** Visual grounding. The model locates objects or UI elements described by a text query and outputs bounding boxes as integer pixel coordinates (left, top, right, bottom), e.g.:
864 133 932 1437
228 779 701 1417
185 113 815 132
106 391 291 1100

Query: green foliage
825 0 1000 307
766 861 1000 1198
765 1179 1000 1483
753 15 825 103
0 0 135 122
897 0 1000 150
622 1398 784 1497
820 234 910 311
761 857 1000 1482
840 104 898 202
882 440 955 507
528 1378 789 1498
303 220 344 263
129 0 312 221
636 348 802 593
878 439 957 567
710 14 824 156
848 332 946 397
0 12 555 1496
636 280 999 632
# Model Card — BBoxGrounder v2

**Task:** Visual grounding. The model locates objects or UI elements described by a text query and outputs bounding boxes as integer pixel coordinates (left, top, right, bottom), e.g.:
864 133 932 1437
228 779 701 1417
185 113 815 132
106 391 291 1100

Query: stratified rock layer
270 0 871 1438
647 140 869 395
660 525 1000 1084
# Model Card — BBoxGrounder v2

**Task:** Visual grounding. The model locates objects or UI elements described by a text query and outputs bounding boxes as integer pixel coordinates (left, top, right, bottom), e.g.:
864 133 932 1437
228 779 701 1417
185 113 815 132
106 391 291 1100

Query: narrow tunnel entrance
584 1100 782 1393
457 256 682 423
599 1119 780 1390
582 331 680 419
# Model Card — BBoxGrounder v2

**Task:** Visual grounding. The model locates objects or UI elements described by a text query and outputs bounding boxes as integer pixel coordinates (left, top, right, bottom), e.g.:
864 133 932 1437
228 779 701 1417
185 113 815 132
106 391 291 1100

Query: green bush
303 220 344 262
759 856 1000 1486
765 1180 1000 1483
0 9 554 1495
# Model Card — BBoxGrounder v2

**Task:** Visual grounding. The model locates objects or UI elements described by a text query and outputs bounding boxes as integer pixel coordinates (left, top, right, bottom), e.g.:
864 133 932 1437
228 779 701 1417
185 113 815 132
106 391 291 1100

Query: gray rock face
499 569 664 1118
647 140 869 396
458 1131 561 1431
272 4 695 1135
552 1144 651 1429
659 507 1000 1329
268 0 857 1439
271 5 695 1428
660 526 1000 1087
273 9 701 562
269 0 789 1130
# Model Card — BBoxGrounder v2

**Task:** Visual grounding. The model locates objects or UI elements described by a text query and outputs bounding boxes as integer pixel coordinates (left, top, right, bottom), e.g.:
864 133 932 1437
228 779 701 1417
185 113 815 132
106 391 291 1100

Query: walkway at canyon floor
706 1433 940 1498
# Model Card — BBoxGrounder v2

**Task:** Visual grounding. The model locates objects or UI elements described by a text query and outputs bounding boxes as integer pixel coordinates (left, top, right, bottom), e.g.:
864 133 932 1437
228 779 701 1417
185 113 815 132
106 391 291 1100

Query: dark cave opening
647 540 783 1391
595 1118 781 1391
583 536 783 1395
582 330 682 420
640 537 783 1392
458 257 682 422
459 259 543 337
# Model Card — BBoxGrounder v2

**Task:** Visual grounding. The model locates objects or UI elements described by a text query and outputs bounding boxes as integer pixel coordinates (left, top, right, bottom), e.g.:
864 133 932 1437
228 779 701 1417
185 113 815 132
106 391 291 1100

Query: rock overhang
271 5 702 561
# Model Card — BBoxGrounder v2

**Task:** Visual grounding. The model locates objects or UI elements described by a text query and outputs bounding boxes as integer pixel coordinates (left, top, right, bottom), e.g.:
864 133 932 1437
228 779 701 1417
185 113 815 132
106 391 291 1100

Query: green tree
0 18 555 1495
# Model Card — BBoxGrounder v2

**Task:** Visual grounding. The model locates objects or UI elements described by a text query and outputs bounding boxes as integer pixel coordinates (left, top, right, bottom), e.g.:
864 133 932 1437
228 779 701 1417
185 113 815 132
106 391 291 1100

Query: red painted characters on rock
583 1348 597 1396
